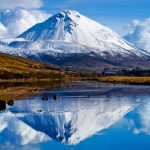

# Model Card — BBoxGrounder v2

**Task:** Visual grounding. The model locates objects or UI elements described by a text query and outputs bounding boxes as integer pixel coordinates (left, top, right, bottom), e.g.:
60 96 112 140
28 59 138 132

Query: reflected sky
0 81 150 150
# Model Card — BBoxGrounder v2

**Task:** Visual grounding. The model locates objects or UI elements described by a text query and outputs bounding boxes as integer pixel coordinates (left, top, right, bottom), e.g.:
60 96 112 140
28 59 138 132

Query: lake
0 81 150 150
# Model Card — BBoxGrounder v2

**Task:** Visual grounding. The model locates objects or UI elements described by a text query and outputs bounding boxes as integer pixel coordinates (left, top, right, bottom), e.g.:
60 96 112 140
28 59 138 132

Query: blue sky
40 0 150 35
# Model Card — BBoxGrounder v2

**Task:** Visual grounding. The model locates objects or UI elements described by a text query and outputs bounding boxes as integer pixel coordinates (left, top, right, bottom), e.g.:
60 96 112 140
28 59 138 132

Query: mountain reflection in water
0 81 150 150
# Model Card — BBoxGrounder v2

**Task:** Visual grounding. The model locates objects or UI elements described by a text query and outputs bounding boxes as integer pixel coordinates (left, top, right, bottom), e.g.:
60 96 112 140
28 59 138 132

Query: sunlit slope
0 53 68 79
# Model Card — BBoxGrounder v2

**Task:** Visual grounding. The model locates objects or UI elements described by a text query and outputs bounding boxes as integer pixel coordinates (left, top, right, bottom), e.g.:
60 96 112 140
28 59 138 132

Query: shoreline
0 76 150 85
97 76 150 85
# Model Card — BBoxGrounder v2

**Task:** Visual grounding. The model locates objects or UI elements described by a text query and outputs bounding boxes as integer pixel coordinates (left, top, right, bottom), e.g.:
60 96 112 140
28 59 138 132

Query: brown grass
98 76 150 85
0 53 78 80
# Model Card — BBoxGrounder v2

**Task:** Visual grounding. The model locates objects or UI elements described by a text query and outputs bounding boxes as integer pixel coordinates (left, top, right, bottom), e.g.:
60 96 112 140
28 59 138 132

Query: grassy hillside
0 53 76 80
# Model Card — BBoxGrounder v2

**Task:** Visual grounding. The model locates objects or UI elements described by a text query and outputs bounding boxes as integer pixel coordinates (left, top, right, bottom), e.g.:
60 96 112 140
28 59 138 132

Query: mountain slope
0 10 150 72
0 53 71 79
18 10 133 51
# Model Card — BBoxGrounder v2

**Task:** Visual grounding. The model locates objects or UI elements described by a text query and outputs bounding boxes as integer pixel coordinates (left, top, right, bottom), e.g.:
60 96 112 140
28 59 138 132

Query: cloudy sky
0 0 150 49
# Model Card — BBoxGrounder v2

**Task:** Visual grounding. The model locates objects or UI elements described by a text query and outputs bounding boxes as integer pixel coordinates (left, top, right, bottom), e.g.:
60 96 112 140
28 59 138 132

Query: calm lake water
0 81 150 150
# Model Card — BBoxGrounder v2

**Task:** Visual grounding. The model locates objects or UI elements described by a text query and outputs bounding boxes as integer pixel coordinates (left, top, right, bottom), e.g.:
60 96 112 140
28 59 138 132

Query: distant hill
0 53 75 80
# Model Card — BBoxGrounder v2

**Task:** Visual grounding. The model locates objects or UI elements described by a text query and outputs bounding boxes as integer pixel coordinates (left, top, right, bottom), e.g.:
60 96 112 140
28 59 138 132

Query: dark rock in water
7 100 14 106
37 110 43 112
42 96 48 101
0 100 6 111
53 95 59 101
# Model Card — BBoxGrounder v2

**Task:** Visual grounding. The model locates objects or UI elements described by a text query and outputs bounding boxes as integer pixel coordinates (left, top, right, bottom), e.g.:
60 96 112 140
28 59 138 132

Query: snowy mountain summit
18 10 133 50
1 10 150 71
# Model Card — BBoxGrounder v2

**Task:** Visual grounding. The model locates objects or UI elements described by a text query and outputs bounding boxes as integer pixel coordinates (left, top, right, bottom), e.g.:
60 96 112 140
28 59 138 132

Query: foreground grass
98 76 150 85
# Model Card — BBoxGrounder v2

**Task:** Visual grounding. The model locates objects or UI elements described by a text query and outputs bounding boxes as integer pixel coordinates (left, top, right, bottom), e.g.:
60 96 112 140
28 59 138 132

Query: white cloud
0 0 43 10
138 101 150 135
0 22 7 37
0 112 50 146
124 18 150 52
0 9 50 38
0 0 51 38
126 100 150 136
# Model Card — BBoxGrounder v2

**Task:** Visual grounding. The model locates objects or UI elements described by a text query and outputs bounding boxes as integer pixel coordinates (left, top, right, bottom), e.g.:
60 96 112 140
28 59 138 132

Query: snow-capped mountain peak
0 10 149 71
56 10 82 20
17 10 133 50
